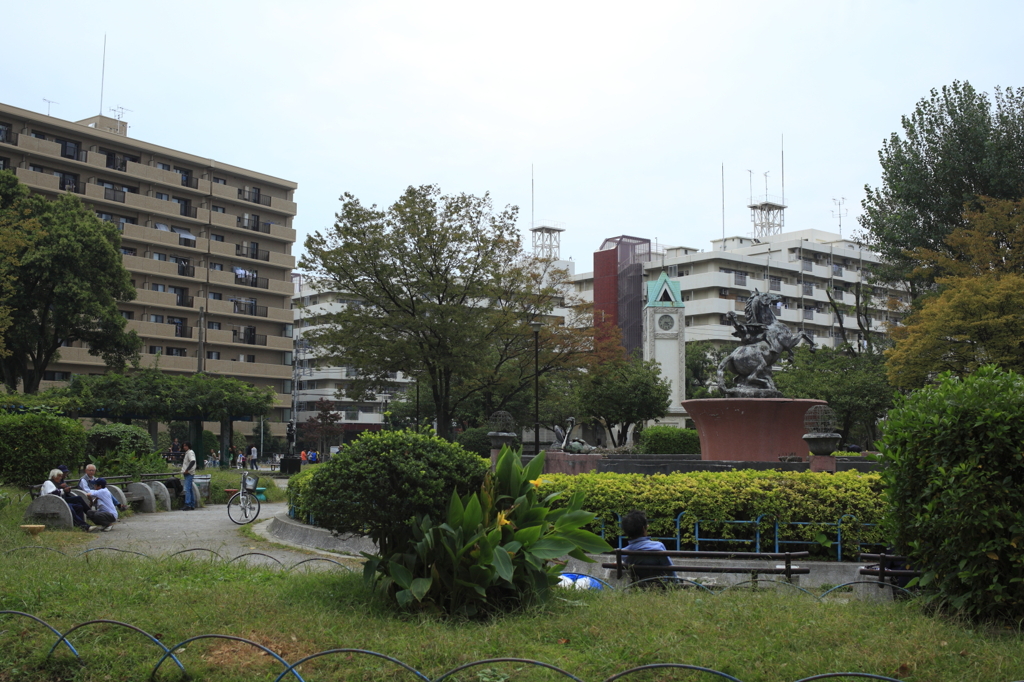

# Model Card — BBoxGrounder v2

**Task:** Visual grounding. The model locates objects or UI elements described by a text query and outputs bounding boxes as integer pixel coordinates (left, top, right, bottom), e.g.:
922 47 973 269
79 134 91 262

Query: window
167 316 186 326
208 292 222 300
149 314 164 323
29 164 44 173
166 347 187 357
244 354 256 363
207 321 221 330
154 222 171 232
97 212 114 222
666 264 679 278
157 162 171 171
283 380 293 393
212 205 225 213
43 371 72 382
155 192 169 201
210 234 224 242
55 139 80 159
151 252 167 261
213 177 227 185
120 247 136 256
120 311 134 320
148 346 163 354
31 131 46 139
359 405 376 414
283 351 293 366
206 351 221 360
119 216 136 225
151 283 166 292
210 263 223 271
282 323 293 338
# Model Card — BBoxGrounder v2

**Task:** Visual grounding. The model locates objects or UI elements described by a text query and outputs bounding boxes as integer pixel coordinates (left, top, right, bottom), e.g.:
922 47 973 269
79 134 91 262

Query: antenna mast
832 197 848 239
42 99 58 116
100 34 106 115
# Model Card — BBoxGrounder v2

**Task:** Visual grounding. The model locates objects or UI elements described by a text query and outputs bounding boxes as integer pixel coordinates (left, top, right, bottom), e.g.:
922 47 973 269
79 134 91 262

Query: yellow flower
529 478 548 488
496 510 511 526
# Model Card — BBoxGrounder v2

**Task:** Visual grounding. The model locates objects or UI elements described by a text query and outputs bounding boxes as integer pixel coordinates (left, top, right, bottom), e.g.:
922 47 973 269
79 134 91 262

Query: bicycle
227 473 261 525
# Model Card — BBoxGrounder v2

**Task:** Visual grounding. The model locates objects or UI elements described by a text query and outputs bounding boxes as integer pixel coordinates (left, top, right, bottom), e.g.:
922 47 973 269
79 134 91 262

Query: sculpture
552 417 597 453
716 289 815 397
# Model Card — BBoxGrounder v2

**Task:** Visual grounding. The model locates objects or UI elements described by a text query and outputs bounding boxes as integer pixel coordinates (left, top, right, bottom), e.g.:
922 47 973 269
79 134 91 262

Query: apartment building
0 102 297 432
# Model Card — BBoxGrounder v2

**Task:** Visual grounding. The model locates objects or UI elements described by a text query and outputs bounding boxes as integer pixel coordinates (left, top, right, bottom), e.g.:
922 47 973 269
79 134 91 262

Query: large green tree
0 171 140 393
575 354 671 448
859 82 1024 295
301 185 589 440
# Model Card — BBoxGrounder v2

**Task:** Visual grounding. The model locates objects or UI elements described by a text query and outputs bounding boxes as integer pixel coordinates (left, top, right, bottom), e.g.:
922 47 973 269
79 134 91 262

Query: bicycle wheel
227 492 260 525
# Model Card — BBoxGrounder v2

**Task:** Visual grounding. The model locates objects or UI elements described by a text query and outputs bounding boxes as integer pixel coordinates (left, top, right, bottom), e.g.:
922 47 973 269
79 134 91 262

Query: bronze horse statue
716 289 815 396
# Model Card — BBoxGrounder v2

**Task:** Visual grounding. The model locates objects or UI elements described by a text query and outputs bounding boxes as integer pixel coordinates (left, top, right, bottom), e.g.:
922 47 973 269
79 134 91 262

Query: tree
775 346 893 446
298 398 346 453
575 354 672 447
684 341 735 399
0 171 141 392
859 82 1024 295
301 185 589 440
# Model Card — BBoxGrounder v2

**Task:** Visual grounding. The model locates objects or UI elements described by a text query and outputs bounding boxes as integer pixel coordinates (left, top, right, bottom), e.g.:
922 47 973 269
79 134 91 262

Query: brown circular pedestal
681 398 826 462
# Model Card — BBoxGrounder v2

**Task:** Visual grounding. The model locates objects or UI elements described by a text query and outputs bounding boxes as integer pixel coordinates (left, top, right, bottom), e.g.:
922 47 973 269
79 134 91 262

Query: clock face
658 314 675 331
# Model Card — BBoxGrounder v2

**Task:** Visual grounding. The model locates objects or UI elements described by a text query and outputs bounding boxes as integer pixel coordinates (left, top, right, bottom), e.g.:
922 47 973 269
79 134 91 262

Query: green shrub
286 463 321 519
85 423 166 479
456 427 492 458
537 468 884 558
637 426 701 454
877 366 1024 621
364 446 611 617
0 412 86 487
305 430 488 557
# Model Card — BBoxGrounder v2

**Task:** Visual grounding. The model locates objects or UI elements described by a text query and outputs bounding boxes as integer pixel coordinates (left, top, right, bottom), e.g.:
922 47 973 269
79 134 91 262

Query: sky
7 1 1024 271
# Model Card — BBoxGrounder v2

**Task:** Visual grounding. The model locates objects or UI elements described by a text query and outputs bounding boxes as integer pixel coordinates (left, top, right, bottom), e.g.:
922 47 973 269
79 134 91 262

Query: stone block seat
23 494 73 529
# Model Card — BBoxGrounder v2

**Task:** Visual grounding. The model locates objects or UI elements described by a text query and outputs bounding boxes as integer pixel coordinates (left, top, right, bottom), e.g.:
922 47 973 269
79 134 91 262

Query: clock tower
643 271 687 427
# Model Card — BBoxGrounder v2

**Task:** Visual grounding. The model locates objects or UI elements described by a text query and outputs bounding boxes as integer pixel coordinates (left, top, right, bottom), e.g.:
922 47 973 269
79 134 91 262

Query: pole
532 322 541 456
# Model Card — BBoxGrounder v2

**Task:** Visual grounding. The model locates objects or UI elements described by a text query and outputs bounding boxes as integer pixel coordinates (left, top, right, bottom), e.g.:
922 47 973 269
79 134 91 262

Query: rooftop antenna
721 163 725 247
781 134 785 205
42 99 58 116
531 164 534 230
763 171 770 201
832 197 848 239
747 169 753 204
109 105 132 135
99 34 106 116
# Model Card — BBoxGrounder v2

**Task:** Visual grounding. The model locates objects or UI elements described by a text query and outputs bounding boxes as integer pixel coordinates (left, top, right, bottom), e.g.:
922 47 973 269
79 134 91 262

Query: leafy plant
636 425 700 454
0 412 86 486
85 423 166 479
877 365 1024 621
363 445 612 617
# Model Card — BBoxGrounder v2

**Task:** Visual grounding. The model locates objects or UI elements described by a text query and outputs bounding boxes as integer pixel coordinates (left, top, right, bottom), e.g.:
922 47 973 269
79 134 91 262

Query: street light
530 320 543 457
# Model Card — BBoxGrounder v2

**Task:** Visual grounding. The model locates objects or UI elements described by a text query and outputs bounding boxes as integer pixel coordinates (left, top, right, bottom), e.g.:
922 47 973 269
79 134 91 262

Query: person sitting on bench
621 510 674 587
78 463 99 491
87 478 123 532
41 468 92 531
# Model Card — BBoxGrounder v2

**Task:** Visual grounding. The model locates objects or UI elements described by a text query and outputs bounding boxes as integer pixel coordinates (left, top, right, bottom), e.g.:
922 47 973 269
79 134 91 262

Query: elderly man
78 464 99 491
41 468 92 531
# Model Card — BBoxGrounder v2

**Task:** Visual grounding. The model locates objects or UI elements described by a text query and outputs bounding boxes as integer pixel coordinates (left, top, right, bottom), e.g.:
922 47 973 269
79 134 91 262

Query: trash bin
193 474 212 502
280 456 301 475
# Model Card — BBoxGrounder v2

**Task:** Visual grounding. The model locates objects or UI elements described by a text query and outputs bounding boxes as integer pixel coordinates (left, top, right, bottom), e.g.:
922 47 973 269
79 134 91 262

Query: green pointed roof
646 271 684 308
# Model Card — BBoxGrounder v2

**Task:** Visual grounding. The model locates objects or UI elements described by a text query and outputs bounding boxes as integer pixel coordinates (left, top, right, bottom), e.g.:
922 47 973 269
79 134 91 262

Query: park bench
858 552 920 594
602 549 811 587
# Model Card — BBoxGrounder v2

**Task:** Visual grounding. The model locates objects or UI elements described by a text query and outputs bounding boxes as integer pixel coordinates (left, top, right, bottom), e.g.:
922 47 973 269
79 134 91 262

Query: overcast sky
8 1 1024 270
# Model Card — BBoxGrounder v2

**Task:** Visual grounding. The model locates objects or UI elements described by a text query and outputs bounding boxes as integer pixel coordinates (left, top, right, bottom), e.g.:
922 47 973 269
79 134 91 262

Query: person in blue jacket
621 510 675 587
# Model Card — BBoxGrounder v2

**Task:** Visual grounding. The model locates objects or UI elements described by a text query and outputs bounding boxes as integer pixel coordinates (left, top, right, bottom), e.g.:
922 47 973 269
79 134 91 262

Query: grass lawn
2 490 1023 682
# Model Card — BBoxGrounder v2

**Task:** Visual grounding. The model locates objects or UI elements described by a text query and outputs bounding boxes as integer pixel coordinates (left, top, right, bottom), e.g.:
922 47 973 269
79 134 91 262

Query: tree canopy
575 352 671 448
0 171 141 393
300 185 590 440
859 82 1024 294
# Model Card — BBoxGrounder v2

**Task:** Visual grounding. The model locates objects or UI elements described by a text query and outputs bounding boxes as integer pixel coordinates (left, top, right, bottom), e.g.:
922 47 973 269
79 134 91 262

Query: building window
210 234 224 242
666 264 678 278
213 177 227 185
149 346 163 354
208 292 222 300
119 216 137 225
208 321 221 330
151 283 166 292
156 192 170 201
152 252 167 261
207 351 220 360
31 131 46 139
157 162 171 171
120 310 134 320
282 323 293 338
149 314 164 323
43 371 72 382
283 351 293 366
29 164 44 173
212 205 225 213
166 347 187 357
283 380 293 393
120 247 136 256
244 354 256 363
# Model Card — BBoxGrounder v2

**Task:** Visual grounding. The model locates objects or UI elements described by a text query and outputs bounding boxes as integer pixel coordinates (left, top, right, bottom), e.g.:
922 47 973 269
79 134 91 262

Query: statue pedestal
681 398 826 462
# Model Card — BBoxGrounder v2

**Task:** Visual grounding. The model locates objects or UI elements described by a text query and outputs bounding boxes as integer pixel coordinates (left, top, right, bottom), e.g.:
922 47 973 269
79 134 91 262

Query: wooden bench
602 549 811 586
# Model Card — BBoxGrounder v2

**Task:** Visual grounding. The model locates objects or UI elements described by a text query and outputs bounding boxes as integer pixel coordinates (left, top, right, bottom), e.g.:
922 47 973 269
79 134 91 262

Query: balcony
103 186 126 203
734 273 747 286
832 264 844 277
235 274 269 289
58 177 82 193
0 129 17 146
106 155 129 172
833 289 844 301
173 325 193 338
238 188 272 206
237 216 272 233
802 284 814 296
802 260 813 271
180 175 199 189
235 244 270 262
175 294 194 307
235 331 268 346
803 309 815 320
233 301 269 317
178 203 197 219
769 279 782 292
178 236 196 248
177 264 195 278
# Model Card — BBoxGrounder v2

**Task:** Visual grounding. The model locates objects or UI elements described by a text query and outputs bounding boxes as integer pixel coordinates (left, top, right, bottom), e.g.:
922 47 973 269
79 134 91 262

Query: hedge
0 412 87 487
286 463 321 521
537 469 884 559
637 426 701 454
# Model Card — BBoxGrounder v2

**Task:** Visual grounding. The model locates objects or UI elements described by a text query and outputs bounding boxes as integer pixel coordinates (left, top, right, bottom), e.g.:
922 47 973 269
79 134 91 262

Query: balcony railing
235 331 268 346
238 188 272 206
106 156 128 172
58 177 80 193
803 309 814 320
232 301 269 317
0 129 17 145
802 284 814 296
178 204 197 218
178 236 196 248
173 325 193 338
179 174 199 189
177 264 195 278
235 274 269 289
104 187 126 203
832 264 844 276
175 294 194 307
734 273 747 286
833 289 844 301
769 279 782 292
237 217 272 233
235 244 270 261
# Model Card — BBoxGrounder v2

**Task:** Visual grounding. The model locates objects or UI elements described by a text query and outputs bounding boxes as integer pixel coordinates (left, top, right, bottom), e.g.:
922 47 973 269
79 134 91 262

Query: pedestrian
249 444 259 470
181 441 197 511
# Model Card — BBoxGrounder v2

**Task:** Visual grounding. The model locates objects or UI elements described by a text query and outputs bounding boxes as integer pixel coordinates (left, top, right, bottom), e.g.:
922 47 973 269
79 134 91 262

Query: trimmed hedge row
636 425 701 454
537 469 884 557
0 413 86 487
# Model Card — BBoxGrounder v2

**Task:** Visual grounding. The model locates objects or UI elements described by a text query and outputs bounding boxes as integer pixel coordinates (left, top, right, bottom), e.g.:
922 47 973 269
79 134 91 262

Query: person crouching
87 478 124 531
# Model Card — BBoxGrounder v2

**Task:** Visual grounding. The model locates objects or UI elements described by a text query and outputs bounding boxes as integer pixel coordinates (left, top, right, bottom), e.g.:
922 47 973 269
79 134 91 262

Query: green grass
2 490 1023 682
203 468 288 504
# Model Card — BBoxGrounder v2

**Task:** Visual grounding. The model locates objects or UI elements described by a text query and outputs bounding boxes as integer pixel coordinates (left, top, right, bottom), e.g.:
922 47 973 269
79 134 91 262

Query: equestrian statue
716 289 815 397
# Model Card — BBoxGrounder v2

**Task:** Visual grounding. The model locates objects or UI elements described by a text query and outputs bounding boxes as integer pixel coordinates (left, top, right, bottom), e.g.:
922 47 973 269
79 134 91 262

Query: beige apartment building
0 102 297 433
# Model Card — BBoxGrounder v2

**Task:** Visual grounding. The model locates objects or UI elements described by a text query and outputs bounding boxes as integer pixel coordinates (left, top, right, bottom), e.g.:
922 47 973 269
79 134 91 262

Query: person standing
249 444 258 470
181 441 197 511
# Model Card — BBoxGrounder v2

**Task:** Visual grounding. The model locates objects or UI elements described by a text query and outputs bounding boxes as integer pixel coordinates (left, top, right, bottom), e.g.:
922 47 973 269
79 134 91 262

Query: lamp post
530 320 543 457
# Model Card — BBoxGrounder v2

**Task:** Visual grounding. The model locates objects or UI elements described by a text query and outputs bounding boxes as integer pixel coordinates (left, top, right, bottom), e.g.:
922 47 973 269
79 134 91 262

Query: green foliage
456 427 493 457
84 423 165 478
286 463 321 520
575 354 672 447
305 429 488 556
636 426 701 454
877 365 1024 621
364 446 612 617
685 341 735 399
0 412 86 486
537 469 884 559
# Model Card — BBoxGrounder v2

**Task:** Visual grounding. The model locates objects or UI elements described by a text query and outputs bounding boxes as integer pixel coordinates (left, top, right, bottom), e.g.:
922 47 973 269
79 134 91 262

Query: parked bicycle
227 473 261 525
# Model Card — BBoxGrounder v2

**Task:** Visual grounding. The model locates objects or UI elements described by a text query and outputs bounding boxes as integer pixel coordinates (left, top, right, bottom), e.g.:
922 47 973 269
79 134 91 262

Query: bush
364 446 612 617
456 427 492 458
637 426 701 454
286 463 321 520
877 366 1024 621
305 430 488 557
537 469 884 558
0 413 86 487
85 423 166 479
